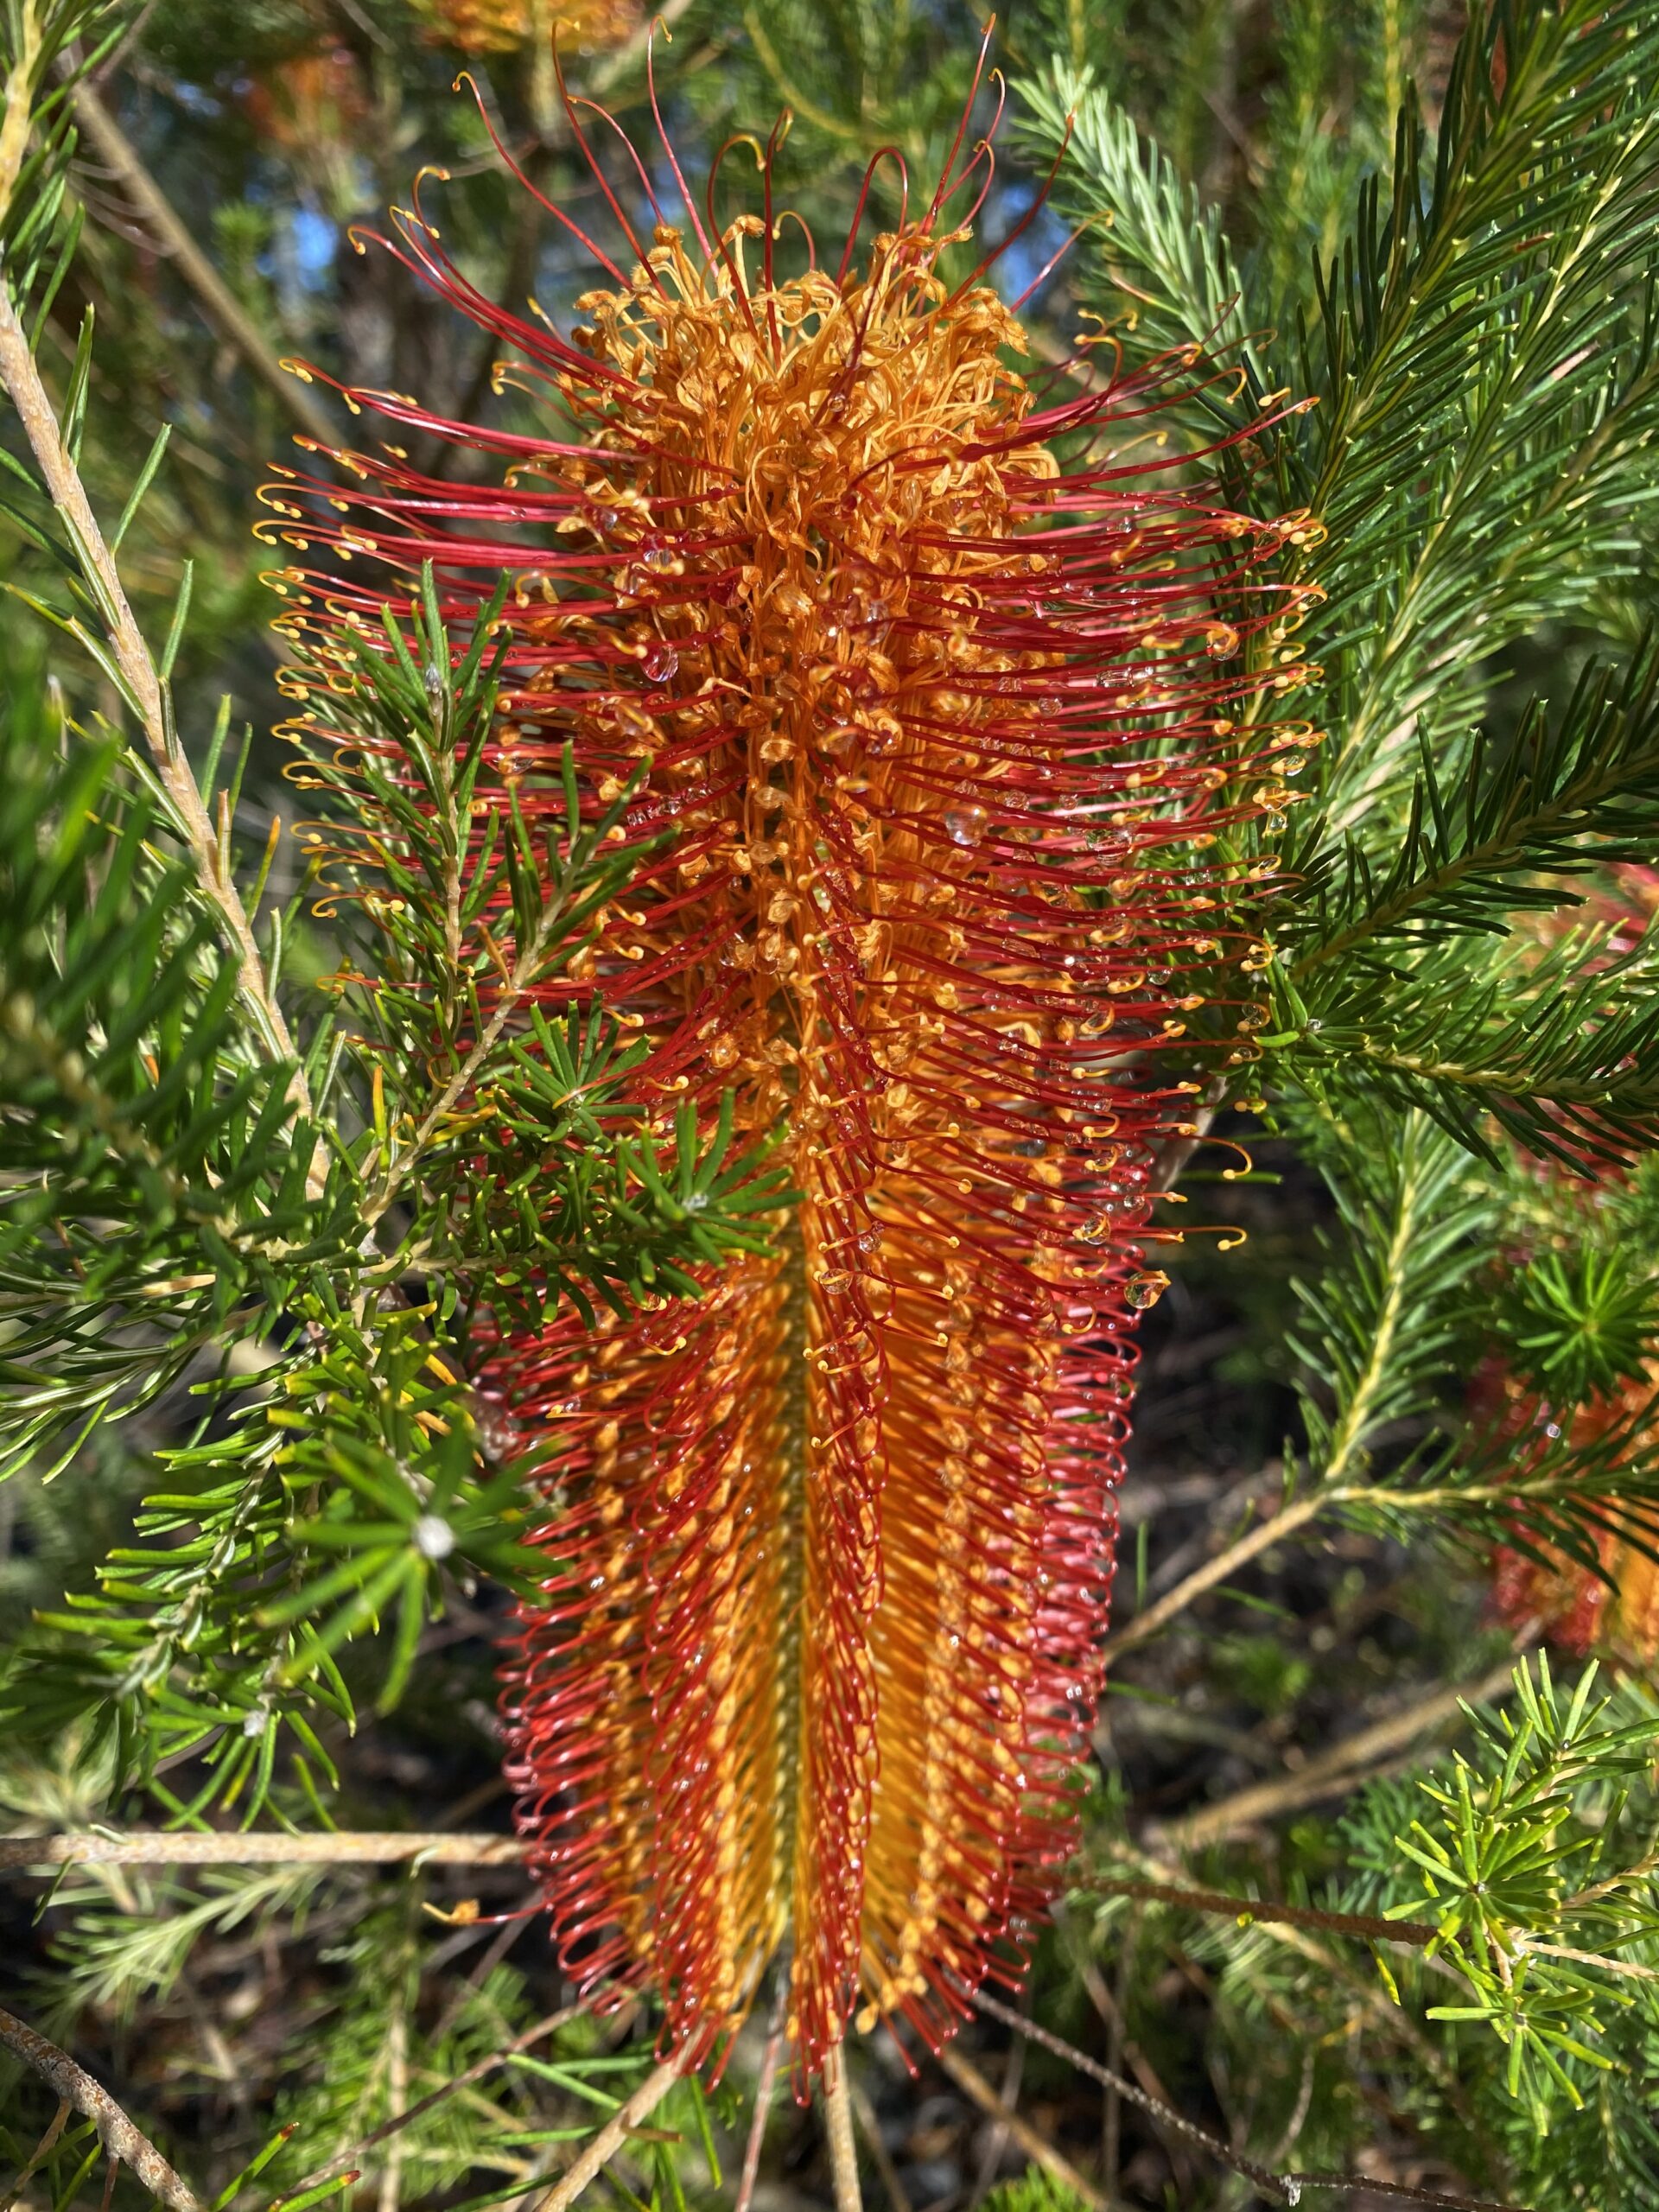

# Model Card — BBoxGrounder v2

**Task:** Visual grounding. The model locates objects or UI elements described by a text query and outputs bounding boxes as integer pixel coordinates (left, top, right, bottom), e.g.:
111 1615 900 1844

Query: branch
1102 1487 1328 1661
1150 1649 1529 1850
1106 1119 1470 1661
0 281 309 1112
0 2006 203 2212
964 1986 1532 2212
67 82 337 448
280 2005 584 2198
528 2056 684 2212
0 1830 525 1868
846 2076 912 2212
1078 1876 1437 1948
734 1983 787 2212
821 2044 863 2212
933 2045 1123 2212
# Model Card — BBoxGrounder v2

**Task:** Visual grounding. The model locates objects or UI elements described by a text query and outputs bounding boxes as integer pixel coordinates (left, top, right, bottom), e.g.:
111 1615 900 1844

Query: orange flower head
1491 1367 1659 1668
243 43 367 153
264 61 1315 2084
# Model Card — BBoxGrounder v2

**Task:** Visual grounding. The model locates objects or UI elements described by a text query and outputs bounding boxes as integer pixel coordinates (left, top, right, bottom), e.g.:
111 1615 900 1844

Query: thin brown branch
1520 1940 1659 1984
968 1996 1025 2204
964 1986 1533 2212
0 280 309 1114
847 2077 912 2212
1102 1486 1329 1661
280 2006 583 2199
734 1981 787 2212
0 1830 525 1869
3 2099 73 2212
1081 1875 1437 1948
821 2043 864 2212
67 84 336 448
0 2007 203 2212
1152 1649 1528 1849
529 2056 684 2212
934 2045 1123 2212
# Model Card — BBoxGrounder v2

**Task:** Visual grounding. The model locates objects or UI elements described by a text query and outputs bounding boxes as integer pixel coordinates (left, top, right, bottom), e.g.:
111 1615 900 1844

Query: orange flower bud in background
416 0 639 54
242 42 367 155
1491 1372 1659 1669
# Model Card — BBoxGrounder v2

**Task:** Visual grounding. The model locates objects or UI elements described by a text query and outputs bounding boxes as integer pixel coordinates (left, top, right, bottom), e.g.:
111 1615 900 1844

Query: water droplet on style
1125 1269 1171 1312
944 804 988 848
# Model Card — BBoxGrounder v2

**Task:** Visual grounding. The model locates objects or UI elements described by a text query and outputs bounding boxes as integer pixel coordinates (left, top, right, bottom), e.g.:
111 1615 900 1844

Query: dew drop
642 642 678 683
1076 1217 1116 1246
944 804 988 848
1126 1269 1171 1312
642 543 677 573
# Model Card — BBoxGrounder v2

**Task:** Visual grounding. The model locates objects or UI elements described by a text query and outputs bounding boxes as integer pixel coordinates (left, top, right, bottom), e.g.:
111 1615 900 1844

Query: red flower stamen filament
264 98 1313 2085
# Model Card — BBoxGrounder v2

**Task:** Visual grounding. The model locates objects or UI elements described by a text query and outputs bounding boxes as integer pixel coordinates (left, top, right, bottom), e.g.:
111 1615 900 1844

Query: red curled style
260 69 1319 2089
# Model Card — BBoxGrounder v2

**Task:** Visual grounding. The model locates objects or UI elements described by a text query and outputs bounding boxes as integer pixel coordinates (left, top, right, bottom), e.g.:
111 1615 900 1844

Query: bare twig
1153 1649 1527 1849
846 2078 912 2212
280 2007 583 2199
0 2007 203 2212
529 2056 684 2212
0 1830 525 1869
934 2045 1122 2212
0 281 310 1109
1102 1486 1329 1661
1058 1915 1196 2198
3 2099 73 2212
1079 1875 1438 1948
734 1981 787 2212
67 84 337 447
821 2043 863 2212
1518 1940 1659 1984
968 1994 1025 2203
965 1986 1533 2212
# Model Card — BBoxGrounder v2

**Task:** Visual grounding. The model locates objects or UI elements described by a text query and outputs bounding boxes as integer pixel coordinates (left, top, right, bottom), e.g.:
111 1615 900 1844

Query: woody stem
822 2042 864 2212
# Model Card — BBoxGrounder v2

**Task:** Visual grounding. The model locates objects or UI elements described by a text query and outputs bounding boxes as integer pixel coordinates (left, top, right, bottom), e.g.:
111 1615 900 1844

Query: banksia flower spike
264 59 1315 2086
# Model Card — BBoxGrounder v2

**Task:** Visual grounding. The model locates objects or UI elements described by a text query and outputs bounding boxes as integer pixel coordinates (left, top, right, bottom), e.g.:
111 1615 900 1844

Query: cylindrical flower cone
264 67 1317 2083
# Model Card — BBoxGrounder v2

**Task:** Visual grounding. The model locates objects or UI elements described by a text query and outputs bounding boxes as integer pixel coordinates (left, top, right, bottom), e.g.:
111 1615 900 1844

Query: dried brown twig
1152 1648 1528 1849
67 84 337 447
0 1830 525 1869
934 2044 1125 2212
1079 1874 1439 1948
965 1985 1534 2212
0 2006 203 2212
277 2006 583 2199
0 281 309 1113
